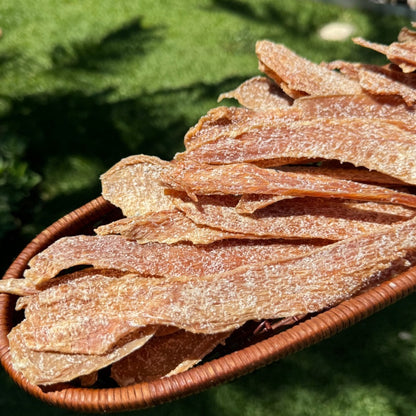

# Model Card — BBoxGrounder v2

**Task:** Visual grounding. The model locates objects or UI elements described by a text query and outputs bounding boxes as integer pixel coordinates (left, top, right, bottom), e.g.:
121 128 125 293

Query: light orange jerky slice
164 162 416 208
95 209 253 244
256 40 362 96
100 154 175 217
111 329 231 386
218 76 293 110
176 117 416 185
172 193 415 241
353 36 416 73
8 323 156 386
21 234 322 288
183 106 299 151
292 94 416 130
16 216 416 338
357 66 416 107
398 27 416 43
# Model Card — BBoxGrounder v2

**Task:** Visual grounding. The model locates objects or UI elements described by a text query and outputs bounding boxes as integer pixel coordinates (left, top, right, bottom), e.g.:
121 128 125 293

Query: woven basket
1 196 416 413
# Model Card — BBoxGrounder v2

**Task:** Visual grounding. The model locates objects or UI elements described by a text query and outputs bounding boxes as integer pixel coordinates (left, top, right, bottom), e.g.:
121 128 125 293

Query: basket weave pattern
1 196 416 412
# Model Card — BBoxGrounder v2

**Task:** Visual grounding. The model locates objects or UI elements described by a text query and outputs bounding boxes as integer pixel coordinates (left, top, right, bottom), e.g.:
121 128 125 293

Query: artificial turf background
1 1 415 415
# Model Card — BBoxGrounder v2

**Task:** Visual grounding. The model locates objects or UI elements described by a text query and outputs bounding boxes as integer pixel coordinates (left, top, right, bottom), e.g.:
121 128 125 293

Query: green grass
0 0 415 415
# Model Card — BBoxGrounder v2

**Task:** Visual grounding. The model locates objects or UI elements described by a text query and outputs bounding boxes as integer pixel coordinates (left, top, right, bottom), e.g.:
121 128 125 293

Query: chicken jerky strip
95 209 255 244
327 61 416 107
175 118 416 185
353 36 416 73
8 323 156 386
19 234 322 289
163 162 416 208
14 216 416 346
111 329 231 386
172 194 415 241
256 40 362 97
218 76 293 110
100 154 175 217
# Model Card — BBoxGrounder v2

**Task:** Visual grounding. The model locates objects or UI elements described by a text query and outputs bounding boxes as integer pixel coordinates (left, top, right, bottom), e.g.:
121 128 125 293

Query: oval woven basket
1 196 416 413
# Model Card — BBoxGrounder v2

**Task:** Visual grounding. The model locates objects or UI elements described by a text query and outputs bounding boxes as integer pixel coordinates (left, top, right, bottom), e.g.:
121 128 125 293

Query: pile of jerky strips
1 24 416 388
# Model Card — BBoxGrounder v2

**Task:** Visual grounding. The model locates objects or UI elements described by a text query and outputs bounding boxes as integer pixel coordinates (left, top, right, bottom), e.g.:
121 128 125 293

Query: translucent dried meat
22 234 322 288
100 154 175 217
353 36 416 73
164 162 416 208
172 194 415 241
15 216 416 340
292 94 416 130
357 66 416 106
256 40 362 96
176 118 416 185
218 76 293 110
8 323 155 385
111 330 231 386
95 209 252 244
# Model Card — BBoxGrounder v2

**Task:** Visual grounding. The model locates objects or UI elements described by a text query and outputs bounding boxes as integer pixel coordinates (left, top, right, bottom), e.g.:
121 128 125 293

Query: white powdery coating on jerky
17 216 416 343
173 195 415 241
179 118 416 185
23 234 321 286
8 325 155 385
256 40 362 96
100 154 176 217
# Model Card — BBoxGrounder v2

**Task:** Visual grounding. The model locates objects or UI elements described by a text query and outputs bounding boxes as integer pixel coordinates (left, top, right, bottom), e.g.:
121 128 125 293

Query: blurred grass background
1 0 416 415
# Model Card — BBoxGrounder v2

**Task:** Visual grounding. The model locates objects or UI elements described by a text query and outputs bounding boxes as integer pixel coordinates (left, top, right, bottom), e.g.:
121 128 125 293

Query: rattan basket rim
1 196 416 413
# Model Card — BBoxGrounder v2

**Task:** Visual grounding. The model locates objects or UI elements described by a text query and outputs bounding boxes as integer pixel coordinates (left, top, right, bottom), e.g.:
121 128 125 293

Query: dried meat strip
353 37 416 73
358 66 416 106
218 76 293 110
100 154 175 217
95 209 252 244
16 216 416 340
175 118 416 185
293 94 416 130
163 162 416 208
8 323 156 385
111 329 231 386
21 234 322 288
172 194 415 241
256 40 362 96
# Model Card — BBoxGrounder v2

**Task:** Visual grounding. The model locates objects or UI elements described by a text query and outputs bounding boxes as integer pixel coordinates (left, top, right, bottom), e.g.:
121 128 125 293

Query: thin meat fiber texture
163 162 416 208
111 330 231 386
175 117 416 185
217 76 293 110
353 36 416 73
100 154 176 217
94 209 258 244
18 234 323 289
12 216 416 354
255 40 362 96
171 194 416 241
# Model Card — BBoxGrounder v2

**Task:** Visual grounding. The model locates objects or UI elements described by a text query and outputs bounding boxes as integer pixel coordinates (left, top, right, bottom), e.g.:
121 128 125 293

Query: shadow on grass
223 293 416 415
51 16 163 72
0 73 248 276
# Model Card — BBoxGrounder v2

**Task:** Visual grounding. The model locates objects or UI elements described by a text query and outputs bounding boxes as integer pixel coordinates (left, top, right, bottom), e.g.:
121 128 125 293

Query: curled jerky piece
22 234 322 288
16 216 416 341
111 330 231 386
172 194 415 241
95 209 253 244
256 40 362 96
100 154 175 217
218 76 292 110
176 117 416 185
8 324 156 386
353 36 416 73
164 162 416 208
